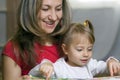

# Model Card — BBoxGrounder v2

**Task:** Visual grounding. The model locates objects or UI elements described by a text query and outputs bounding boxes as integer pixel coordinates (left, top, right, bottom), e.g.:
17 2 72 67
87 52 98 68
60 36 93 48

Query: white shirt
28 58 108 79
53 57 107 79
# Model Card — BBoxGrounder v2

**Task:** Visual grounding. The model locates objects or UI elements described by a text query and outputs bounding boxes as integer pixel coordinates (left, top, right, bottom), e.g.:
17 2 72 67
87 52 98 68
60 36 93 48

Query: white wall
0 0 6 46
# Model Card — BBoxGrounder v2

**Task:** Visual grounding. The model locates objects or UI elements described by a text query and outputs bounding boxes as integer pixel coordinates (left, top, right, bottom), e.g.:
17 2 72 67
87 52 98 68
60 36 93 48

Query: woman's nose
48 10 58 21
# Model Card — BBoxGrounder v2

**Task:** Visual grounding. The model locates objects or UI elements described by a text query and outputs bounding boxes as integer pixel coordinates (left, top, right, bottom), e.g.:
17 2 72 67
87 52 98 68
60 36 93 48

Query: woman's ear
61 44 68 55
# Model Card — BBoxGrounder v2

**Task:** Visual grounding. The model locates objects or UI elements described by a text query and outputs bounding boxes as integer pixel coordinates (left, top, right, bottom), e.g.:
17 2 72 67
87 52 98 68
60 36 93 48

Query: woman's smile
45 21 56 29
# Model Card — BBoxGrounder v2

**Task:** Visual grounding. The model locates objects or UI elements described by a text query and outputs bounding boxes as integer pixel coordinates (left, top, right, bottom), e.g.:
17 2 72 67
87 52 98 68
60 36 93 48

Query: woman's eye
42 9 48 11
56 8 62 11
41 8 49 11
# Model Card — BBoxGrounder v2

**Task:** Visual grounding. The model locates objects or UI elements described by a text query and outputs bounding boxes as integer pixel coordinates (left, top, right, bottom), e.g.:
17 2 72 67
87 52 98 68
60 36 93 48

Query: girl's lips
81 59 88 63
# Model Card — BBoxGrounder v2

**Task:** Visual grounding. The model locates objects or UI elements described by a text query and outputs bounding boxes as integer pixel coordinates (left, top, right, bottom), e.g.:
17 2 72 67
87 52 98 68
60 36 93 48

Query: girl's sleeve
88 58 107 76
28 59 53 77
28 64 41 77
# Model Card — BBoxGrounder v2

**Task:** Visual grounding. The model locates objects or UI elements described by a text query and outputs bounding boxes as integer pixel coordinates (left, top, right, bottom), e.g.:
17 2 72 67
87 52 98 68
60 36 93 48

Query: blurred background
0 1 120 78
0 0 120 79
69 0 120 60
1 0 120 59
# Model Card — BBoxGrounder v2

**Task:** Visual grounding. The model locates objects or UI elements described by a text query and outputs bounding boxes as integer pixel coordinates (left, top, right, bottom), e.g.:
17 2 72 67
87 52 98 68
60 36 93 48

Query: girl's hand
22 75 31 80
39 61 54 80
107 58 120 76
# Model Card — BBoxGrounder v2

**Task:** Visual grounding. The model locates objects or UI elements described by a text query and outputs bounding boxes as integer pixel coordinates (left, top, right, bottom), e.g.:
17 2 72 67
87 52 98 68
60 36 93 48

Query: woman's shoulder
3 40 14 49
2 40 23 69
2 40 15 55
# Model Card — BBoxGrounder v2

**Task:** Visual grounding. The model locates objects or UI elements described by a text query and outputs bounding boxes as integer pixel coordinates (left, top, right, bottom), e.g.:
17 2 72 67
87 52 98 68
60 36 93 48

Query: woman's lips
46 22 55 29
43 20 55 28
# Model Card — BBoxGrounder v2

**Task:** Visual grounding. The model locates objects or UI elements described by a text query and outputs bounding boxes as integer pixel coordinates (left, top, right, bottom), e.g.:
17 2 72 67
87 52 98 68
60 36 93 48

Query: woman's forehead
42 0 62 6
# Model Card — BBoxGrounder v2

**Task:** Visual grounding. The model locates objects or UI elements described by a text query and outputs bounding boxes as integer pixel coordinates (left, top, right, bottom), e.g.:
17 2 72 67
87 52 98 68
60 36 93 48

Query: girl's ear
61 44 68 55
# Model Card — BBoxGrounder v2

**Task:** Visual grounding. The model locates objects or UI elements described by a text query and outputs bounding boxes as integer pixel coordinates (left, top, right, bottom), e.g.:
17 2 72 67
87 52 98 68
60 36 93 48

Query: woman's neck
45 42 53 46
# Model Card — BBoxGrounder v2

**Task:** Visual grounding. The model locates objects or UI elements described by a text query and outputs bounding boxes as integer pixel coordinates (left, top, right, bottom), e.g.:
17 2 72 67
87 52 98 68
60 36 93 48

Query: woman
2 0 71 80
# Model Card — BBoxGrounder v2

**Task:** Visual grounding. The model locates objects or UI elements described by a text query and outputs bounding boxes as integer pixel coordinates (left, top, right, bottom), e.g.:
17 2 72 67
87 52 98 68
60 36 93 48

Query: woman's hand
39 61 54 80
107 58 120 76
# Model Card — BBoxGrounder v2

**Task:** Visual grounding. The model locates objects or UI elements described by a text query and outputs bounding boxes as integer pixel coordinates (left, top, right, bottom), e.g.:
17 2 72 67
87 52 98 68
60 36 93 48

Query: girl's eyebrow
89 45 93 48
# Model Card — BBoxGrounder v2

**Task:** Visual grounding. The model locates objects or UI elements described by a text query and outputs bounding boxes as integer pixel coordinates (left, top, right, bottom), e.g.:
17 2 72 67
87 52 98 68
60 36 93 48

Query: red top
2 41 60 75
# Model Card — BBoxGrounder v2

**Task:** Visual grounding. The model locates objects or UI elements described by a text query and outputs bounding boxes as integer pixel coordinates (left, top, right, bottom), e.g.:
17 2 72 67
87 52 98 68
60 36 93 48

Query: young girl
29 20 120 79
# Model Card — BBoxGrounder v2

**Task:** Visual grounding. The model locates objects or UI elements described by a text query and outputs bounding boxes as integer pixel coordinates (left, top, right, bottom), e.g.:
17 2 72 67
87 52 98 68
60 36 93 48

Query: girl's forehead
71 34 90 44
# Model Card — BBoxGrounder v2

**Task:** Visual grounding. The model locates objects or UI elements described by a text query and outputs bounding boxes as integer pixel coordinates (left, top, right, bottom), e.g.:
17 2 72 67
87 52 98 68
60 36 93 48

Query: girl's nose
83 51 89 57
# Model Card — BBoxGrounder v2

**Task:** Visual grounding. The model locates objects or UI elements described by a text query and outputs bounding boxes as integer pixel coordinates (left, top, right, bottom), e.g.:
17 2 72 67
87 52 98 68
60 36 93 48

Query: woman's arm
2 55 23 80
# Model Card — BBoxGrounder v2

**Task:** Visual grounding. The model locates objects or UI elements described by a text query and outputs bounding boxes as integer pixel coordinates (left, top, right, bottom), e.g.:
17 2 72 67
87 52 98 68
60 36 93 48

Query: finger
46 72 50 80
46 68 53 79
114 64 120 75
46 76 50 80
46 78 50 80
113 66 117 75
42 67 51 77
111 63 119 76
40 66 48 75
109 64 113 76
22 75 31 80
118 64 120 73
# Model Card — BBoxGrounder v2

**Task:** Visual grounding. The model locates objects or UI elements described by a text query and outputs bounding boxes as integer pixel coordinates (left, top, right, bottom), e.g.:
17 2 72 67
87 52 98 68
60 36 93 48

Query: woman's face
37 0 63 33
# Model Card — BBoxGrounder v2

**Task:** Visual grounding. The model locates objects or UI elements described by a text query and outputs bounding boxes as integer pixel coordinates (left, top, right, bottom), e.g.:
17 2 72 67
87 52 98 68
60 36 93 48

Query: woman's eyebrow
56 4 62 7
42 3 62 7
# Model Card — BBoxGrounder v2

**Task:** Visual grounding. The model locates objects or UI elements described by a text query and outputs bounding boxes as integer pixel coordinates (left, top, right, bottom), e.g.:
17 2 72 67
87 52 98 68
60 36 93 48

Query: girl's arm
40 60 54 80
107 57 120 76
89 58 120 77
29 59 54 80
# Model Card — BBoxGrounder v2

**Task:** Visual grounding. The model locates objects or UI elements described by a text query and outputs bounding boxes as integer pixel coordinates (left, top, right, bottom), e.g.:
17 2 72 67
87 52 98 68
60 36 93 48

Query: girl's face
63 35 93 67
37 0 63 33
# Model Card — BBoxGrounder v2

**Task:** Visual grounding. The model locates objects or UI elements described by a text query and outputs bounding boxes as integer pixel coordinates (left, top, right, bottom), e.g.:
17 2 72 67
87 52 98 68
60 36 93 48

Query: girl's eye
88 48 93 51
76 48 82 52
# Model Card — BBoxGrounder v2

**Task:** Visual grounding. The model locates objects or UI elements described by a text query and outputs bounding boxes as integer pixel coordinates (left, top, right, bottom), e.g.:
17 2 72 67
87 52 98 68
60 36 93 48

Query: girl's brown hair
60 20 95 55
